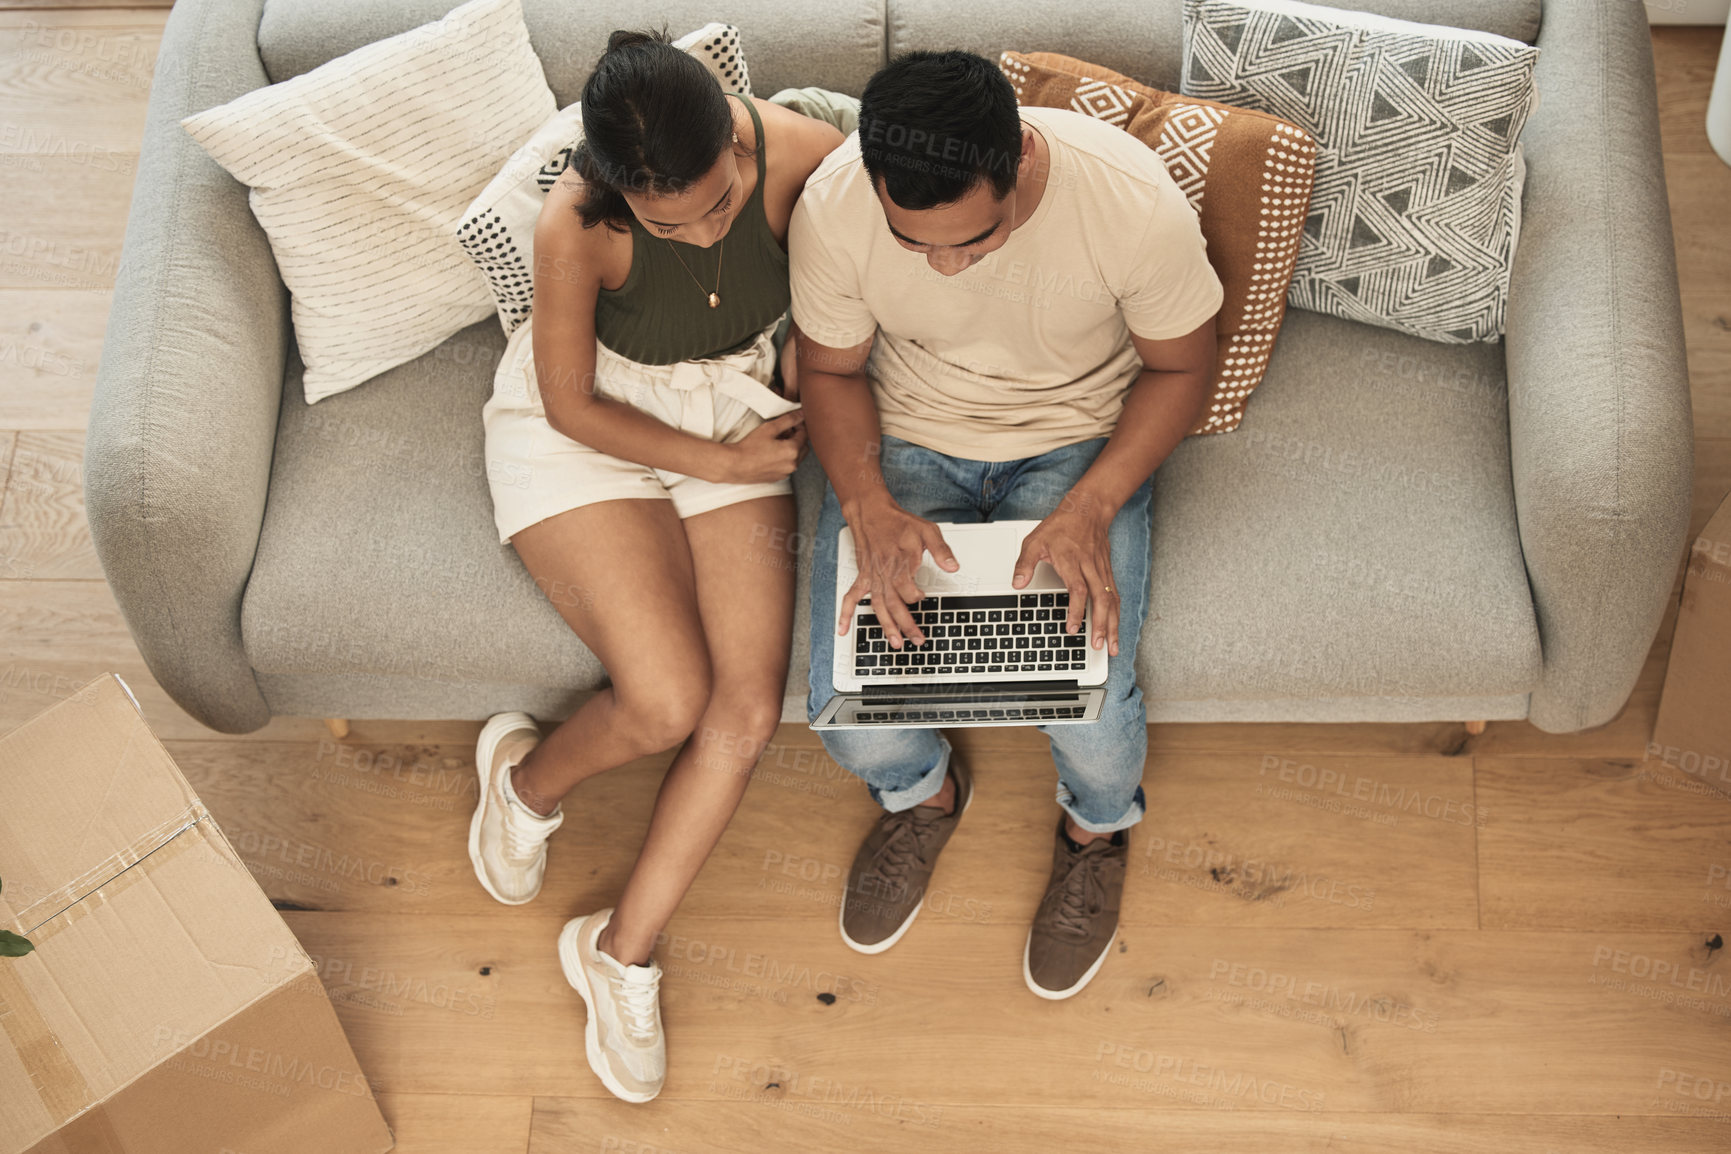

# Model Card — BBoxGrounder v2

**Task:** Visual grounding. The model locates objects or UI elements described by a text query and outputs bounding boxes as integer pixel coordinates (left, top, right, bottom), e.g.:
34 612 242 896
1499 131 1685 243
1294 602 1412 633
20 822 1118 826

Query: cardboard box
1651 488 1731 797
0 673 395 1154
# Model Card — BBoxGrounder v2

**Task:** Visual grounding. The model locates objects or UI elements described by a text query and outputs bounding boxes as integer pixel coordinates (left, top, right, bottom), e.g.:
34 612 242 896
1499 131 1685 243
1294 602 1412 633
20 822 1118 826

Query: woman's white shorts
481 315 800 545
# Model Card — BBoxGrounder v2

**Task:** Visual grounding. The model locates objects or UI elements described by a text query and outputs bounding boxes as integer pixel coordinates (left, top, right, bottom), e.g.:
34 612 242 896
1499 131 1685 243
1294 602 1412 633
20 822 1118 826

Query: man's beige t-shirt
789 104 1225 462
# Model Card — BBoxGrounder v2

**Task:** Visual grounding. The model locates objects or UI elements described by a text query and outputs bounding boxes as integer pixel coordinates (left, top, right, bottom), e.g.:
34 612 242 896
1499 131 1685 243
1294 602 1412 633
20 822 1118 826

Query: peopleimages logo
1590 946 1731 999
1092 1041 1326 1111
1257 755 1484 827
1142 833 1377 910
1645 741 1731 789
1206 958 1440 1032
653 930 879 1005
149 1026 373 1098
710 1055 944 1128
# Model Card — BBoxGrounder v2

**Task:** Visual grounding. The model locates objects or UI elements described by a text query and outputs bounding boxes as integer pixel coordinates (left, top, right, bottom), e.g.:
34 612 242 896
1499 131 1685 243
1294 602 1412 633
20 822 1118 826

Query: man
789 49 1222 998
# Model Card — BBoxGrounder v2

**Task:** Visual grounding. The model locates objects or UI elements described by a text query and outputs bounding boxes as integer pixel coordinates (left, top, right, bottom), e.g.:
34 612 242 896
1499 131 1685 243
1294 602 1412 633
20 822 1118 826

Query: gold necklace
663 132 740 309
666 234 724 308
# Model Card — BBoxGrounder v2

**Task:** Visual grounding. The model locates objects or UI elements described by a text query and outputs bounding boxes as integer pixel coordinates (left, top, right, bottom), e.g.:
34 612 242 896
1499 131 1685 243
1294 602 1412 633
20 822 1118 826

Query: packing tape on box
8 786 207 939
0 962 95 1124
0 824 229 1137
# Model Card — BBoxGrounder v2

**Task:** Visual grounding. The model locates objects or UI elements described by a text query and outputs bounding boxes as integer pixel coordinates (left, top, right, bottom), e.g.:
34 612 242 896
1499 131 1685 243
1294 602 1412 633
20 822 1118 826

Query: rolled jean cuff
869 732 954 813
1058 784 1147 836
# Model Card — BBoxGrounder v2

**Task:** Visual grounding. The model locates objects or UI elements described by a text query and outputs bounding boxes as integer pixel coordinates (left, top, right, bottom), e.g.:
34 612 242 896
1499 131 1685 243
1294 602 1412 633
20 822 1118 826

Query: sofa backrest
887 0 1539 93
257 0 889 99
256 0 1541 101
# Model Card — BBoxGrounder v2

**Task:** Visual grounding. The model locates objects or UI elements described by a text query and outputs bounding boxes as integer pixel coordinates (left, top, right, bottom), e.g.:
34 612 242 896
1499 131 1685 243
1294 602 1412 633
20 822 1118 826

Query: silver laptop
810 521 1108 729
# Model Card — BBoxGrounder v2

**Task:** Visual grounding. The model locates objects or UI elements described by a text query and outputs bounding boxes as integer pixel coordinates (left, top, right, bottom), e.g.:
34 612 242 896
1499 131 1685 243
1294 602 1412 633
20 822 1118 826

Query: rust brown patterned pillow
1000 50 1316 436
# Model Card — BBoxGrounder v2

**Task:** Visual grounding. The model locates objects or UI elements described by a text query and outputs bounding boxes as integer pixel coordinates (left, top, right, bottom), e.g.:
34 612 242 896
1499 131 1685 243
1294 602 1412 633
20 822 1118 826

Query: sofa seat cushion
241 310 1539 713
256 0 889 102
241 318 606 691
1143 306 1542 703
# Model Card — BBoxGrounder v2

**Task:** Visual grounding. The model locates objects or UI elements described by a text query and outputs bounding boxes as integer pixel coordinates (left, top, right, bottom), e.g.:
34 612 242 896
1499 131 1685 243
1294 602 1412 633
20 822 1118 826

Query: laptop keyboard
852 593 1089 678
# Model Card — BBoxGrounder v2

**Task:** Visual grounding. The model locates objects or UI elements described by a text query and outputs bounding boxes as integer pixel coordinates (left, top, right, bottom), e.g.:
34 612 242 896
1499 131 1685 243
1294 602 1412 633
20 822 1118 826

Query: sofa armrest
1503 0 1694 733
83 0 286 734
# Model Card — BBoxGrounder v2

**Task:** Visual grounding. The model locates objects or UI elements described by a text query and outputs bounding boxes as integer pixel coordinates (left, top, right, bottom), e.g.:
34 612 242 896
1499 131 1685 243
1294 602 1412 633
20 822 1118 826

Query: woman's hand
715 410 807 483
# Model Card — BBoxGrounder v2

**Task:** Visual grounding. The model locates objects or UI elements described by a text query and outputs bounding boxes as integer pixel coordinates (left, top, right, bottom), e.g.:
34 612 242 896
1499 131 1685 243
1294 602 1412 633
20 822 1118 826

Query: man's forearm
798 363 894 515
1065 367 1211 517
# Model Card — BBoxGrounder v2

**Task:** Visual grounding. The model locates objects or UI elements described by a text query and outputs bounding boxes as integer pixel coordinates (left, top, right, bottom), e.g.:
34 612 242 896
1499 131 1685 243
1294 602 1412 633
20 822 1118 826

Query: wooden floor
4 8 1731 1152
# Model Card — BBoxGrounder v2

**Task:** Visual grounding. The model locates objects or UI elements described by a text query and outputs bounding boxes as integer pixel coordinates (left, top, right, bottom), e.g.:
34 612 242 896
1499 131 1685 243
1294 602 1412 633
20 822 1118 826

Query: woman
472 30 842 1103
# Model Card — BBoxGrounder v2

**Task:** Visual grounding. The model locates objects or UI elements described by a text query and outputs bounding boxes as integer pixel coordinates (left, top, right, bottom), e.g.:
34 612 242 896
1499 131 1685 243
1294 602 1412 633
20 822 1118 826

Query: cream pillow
179 0 556 402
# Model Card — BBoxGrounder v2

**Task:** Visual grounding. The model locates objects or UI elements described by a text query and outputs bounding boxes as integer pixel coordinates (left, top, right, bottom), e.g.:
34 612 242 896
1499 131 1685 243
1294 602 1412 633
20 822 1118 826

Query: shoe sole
558 916 659 1104
1022 926 1116 1001
469 711 542 906
838 767 975 955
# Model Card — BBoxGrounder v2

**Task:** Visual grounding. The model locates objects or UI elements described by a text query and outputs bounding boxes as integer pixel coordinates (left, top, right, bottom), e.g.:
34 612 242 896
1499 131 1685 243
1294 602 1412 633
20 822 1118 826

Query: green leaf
0 930 33 958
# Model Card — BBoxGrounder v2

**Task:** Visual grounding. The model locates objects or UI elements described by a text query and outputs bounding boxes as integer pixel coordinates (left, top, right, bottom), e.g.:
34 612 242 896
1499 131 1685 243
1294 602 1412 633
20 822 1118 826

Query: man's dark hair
568 29 747 232
857 50 1022 210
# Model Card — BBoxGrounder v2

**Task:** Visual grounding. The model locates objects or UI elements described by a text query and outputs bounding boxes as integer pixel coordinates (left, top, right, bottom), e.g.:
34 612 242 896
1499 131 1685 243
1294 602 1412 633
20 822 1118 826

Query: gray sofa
85 0 1693 736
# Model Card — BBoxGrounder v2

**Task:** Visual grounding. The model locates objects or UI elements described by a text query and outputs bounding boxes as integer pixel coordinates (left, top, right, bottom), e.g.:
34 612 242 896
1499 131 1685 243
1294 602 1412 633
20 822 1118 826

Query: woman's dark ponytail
569 28 740 232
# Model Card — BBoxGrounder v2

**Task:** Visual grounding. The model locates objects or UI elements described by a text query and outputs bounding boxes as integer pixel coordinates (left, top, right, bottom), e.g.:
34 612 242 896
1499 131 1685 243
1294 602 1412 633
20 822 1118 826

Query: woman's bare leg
505 498 715 813
599 495 798 965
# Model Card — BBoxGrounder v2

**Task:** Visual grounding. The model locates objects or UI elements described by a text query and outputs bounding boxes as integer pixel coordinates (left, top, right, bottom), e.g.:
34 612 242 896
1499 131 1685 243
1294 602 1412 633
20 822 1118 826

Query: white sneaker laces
611 967 661 1044
499 769 555 863
501 812 549 863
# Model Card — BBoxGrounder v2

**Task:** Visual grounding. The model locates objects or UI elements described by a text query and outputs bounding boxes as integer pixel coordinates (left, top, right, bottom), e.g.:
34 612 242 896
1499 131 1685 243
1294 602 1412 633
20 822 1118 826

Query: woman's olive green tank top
592 93 790 366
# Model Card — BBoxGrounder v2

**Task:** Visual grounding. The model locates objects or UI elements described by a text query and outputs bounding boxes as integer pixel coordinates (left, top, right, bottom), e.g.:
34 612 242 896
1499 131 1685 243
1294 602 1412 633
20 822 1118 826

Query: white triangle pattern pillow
1181 0 1539 343
456 23 751 339
179 0 557 402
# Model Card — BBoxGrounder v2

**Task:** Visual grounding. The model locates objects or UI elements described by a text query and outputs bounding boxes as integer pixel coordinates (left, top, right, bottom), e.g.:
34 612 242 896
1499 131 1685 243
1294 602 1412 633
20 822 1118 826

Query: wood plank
1681 287 1731 441
1479 755 1731 930
373 1092 532 1154
0 577 152 713
1652 26 1722 157
0 429 98 578
280 913 1731 1116
0 290 106 430
0 153 137 291
168 739 1477 929
0 10 162 151
0 289 106 429
528 1102 1731 1154
0 429 16 569
1670 150 1731 438
1688 436 1731 543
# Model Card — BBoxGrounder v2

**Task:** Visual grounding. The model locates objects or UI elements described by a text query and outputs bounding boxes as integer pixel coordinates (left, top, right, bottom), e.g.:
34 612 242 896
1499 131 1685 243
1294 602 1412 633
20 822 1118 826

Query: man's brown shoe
1024 817 1128 999
838 756 974 954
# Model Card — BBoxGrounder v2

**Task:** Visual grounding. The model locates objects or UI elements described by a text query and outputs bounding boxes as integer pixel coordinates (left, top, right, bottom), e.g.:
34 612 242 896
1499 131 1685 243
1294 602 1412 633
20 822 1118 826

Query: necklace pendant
707 292 720 309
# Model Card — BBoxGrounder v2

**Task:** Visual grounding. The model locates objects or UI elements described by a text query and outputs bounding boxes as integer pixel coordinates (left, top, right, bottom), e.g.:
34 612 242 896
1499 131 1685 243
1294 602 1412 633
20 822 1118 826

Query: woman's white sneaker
558 908 666 1103
469 711 563 904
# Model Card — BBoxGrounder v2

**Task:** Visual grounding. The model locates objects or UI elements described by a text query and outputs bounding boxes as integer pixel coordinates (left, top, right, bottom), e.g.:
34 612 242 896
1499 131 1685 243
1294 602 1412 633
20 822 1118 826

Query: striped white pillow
180 0 556 403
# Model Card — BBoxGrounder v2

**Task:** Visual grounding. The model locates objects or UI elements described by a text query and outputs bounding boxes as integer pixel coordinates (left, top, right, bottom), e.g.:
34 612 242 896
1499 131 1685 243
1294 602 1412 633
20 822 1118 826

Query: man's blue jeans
806 433 1152 834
